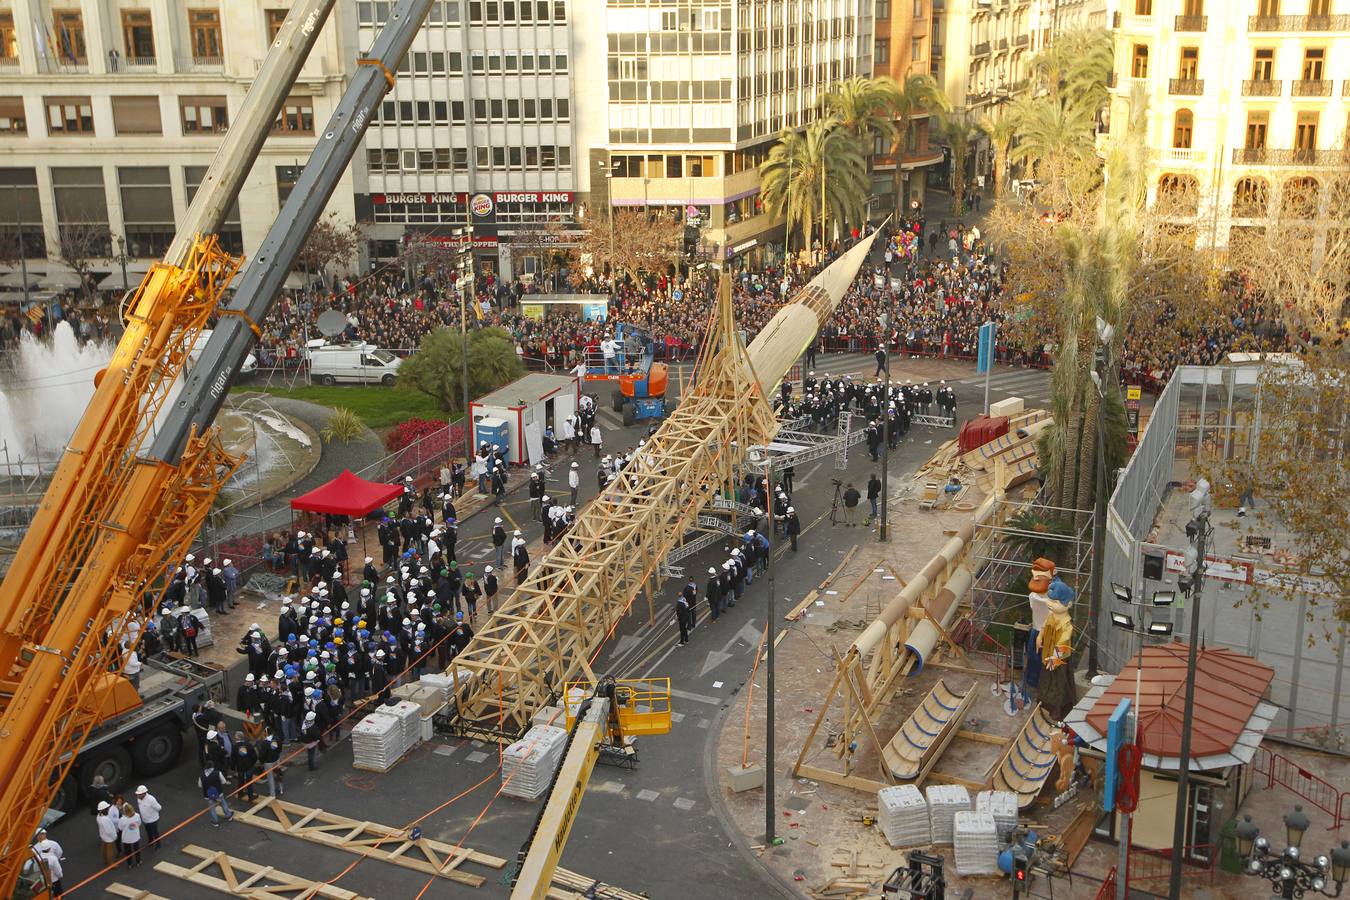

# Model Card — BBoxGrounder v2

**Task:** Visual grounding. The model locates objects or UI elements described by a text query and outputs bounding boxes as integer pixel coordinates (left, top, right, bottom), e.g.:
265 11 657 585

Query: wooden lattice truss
234 797 646 899
449 237 879 740
155 844 371 899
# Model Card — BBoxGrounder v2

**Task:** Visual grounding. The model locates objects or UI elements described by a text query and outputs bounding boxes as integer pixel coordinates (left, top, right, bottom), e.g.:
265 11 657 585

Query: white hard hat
571 462 578 468
485 566 493 573
244 673 255 681
708 567 717 574
514 530 522 536
787 506 795 513
495 517 503 524
223 559 232 566
185 554 195 562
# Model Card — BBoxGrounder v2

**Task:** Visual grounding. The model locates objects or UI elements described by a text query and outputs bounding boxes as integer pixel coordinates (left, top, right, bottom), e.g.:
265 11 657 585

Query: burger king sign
470 193 494 217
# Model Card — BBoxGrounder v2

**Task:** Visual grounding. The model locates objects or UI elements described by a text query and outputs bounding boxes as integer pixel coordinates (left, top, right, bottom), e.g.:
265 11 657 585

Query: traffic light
1011 847 1029 897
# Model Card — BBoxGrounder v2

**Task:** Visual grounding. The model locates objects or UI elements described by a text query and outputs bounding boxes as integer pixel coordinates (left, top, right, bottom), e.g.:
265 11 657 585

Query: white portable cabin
468 373 580 466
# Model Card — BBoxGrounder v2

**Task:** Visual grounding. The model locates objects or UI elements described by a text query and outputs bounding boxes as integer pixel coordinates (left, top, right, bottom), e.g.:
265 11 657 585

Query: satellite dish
316 310 348 339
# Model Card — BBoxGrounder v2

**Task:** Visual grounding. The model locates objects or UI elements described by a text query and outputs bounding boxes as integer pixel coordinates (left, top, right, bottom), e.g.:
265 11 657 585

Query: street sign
1103 698 1132 813
976 322 996 375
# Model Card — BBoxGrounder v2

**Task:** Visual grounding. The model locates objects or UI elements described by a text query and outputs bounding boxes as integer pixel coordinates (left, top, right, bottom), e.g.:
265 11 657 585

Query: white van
306 341 402 385
192 330 258 376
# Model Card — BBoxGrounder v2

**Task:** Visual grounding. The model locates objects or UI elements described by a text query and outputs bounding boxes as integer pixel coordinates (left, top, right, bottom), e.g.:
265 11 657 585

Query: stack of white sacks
351 712 404 772
976 790 1019 840
386 699 422 753
877 785 930 848
501 725 569 800
925 784 971 846
953 811 1000 875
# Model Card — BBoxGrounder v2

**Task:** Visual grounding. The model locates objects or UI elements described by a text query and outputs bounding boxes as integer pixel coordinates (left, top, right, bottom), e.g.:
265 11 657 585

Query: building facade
1109 0 1350 248
353 0 580 281
932 0 1105 179
870 0 944 213
571 0 874 267
0 1 355 271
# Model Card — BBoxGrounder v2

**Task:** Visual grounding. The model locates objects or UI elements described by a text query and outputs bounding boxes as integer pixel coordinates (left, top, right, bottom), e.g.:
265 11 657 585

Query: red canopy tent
289 469 402 517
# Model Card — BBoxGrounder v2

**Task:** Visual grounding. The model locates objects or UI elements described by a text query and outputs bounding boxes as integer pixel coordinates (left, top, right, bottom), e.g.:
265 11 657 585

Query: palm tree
825 76 899 151
759 116 868 252
1007 96 1097 181
936 112 978 216
885 74 952 214
979 109 1020 201
1029 27 1114 114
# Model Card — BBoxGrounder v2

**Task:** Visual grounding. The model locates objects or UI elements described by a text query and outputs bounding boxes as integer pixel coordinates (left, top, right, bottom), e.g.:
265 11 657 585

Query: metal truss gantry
448 237 877 740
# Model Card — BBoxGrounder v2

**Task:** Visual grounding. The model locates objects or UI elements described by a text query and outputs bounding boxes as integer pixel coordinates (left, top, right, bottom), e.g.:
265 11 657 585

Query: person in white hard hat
95 800 119 865
568 461 580 505
492 517 507 567
512 531 529 584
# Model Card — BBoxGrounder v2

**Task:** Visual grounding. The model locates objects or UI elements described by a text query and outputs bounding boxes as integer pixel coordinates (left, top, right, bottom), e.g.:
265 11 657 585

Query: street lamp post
115 234 130 294
1168 478 1212 897
597 159 617 281
12 182 32 308
1236 811 1350 899
879 350 890 542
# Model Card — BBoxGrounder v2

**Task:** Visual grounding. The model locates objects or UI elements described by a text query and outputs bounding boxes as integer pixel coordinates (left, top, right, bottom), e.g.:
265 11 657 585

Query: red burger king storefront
361 190 580 283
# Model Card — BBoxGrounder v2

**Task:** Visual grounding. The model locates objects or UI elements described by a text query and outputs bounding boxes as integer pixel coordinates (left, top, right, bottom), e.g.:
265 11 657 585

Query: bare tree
294 212 362 289
56 222 112 303
509 218 570 287
566 207 681 286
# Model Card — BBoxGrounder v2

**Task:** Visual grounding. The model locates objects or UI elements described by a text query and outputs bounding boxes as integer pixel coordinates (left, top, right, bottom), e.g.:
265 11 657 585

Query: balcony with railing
179 55 224 72
1232 147 1349 166
930 43 944 59
0 56 17 68
1169 78 1204 95
1248 14 1350 31
1292 78 1332 97
116 56 158 72
1344 79 1350 97
1161 147 1207 163
1015 33 1029 46
998 37 1009 50
1242 79 1282 96
973 41 991 56
1174 14 1207 30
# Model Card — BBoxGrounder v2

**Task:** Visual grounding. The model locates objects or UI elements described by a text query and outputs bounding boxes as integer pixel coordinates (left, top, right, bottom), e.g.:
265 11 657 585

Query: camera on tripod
831 478 843 487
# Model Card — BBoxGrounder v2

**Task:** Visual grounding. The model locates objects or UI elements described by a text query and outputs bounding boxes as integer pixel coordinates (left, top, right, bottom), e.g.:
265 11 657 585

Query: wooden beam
957 729 1009 746
154 845 371 900
783 589 820 622
923 771 987 791
910 687 977 789
795 763 889 795
922 609 971 664
792 661 847 776
106 885 172 900
835 648 894 785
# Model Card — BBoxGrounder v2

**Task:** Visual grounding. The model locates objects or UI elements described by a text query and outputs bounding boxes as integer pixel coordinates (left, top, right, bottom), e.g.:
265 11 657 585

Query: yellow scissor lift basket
563 678 672 736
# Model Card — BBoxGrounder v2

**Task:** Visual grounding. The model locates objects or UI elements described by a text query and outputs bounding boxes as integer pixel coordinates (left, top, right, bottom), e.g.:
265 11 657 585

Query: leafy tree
759 115 868 252
1008 96 1098 184
886 74 951 214
980 108 1021 201
321 407 365 444
1029 26 1114 113
826 76 899 154
398 326 525 413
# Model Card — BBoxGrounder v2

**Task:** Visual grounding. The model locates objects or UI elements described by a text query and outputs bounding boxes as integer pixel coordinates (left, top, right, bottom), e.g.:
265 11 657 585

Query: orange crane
0 0 438 892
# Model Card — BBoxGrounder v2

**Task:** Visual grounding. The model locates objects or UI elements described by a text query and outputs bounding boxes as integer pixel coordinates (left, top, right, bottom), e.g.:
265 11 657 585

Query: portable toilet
475 417 510 456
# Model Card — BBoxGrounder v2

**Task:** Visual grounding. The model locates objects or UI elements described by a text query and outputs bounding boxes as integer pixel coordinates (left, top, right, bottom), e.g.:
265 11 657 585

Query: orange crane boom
0 0 437 891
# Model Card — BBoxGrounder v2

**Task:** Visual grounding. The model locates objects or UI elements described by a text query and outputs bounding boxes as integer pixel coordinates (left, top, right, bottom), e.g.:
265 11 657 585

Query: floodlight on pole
1111 582 1132 604
1151 590 1176 606
1110 612 1134 630
1146 621 1173 636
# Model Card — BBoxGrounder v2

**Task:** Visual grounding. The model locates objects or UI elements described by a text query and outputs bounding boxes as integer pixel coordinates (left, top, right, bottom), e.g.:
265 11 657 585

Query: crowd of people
235 212 1292 392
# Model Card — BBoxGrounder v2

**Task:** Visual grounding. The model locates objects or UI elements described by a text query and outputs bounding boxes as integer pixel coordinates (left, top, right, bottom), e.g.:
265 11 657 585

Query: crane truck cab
48 656 223 817
602 324 669 425
305 339 402 385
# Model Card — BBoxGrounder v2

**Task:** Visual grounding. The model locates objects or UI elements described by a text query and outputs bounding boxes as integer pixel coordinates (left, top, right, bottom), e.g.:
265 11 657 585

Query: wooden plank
759 628 788 662
923 770 986 790
784 589 820 622
819 545 859 590
106 885 172 900
795 762 890 795
957 729 1009 746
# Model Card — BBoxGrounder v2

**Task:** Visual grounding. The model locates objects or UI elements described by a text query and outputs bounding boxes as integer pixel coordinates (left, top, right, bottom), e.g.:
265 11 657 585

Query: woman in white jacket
117 803 143 869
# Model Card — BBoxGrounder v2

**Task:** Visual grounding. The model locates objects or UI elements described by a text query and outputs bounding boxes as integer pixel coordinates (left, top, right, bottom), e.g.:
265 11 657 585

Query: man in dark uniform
681 578 699 634
705 566 722 622
675 585 693 646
